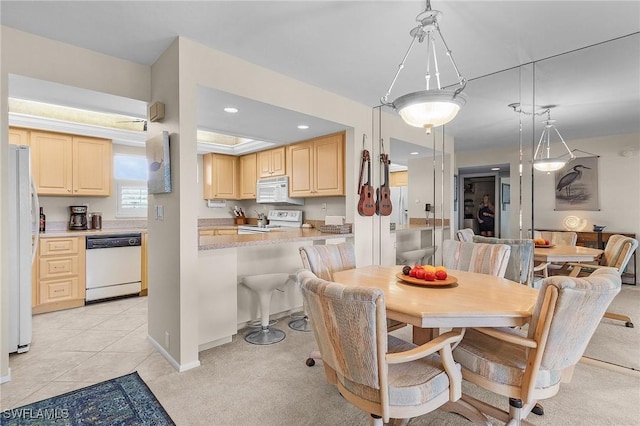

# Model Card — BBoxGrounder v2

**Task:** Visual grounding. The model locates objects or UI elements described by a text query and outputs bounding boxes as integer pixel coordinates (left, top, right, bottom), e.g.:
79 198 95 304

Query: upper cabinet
257 146 286 178
30 130 112 196
239 153 257 199
203 153 239 200
9 127 29 146
287 132 345 197
390 171 408 187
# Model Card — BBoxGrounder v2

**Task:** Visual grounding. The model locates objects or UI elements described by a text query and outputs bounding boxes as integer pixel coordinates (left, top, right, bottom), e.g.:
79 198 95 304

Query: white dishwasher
85 233 142 302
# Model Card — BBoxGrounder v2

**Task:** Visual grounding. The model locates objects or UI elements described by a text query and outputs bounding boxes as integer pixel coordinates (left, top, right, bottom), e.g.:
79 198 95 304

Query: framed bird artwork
554 156 599 211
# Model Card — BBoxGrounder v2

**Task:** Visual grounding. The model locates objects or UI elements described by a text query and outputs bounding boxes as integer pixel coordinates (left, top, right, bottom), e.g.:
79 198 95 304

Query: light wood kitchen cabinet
33 236 86 314
203 153 239 200
30 130 112 196
9 127 29 146
390 171 408 187
287 132 345 197
257 146 286 178
199 228 238 237
239 153 257 199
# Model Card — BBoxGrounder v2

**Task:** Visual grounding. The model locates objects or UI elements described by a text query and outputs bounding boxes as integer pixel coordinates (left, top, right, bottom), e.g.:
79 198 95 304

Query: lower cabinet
199 228 238 237
33 236 86 314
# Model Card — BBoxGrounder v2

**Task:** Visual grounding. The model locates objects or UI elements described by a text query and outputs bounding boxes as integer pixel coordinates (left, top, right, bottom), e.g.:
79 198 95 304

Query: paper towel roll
325 216 345 225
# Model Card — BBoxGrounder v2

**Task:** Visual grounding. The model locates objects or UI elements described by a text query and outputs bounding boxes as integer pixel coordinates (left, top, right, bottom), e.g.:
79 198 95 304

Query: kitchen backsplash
45 220 147 231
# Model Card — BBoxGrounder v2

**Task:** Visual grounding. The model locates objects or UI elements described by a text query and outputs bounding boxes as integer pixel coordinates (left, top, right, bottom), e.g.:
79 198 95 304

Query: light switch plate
156 205 164 220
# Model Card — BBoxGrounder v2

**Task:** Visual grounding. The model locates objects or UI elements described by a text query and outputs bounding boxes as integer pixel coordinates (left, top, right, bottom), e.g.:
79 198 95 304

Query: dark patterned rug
1 372 174 425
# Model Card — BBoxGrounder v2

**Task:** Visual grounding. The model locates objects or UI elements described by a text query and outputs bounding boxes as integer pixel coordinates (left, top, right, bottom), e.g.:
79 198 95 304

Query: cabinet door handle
67 189 72 192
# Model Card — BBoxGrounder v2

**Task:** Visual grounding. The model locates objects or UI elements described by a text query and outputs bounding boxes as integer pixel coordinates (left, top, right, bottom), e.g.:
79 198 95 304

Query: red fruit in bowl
435 270 448 280
424 271 436 281
544 239 551 245
415 269 426 279
409 267 417 278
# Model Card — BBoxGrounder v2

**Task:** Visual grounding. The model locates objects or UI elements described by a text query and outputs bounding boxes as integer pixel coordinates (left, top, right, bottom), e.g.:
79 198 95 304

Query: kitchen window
115 155 148 218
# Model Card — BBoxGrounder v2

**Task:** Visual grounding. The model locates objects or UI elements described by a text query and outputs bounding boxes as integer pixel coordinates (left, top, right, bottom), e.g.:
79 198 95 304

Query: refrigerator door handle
31 177 39 263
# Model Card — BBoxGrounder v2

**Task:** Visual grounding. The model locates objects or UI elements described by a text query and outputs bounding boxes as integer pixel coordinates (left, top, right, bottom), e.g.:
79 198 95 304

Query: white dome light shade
533 159 566 172
393 90 468 132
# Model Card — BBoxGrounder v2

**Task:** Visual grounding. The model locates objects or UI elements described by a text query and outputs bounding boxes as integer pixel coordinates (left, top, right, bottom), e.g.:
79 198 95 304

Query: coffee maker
69 206 88 230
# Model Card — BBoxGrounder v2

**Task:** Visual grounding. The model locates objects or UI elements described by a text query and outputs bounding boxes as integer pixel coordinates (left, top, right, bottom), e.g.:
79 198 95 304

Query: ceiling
2 1 639 165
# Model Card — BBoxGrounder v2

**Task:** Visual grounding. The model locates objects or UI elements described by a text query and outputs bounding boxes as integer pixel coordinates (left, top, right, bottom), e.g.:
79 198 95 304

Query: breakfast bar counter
197 227 354 352
198 227 354 250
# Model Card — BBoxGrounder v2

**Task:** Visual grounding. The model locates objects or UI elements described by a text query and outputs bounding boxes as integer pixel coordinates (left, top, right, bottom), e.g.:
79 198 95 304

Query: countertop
393 224 450 232
38 228 147 238
199 227 353 250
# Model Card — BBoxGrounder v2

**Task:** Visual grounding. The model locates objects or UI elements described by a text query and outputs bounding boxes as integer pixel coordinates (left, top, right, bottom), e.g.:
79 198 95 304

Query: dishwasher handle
86 234 142 249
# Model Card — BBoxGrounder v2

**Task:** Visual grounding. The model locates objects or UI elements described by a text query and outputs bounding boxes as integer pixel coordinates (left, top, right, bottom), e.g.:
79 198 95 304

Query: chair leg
604 311 634 327
369 414 383 426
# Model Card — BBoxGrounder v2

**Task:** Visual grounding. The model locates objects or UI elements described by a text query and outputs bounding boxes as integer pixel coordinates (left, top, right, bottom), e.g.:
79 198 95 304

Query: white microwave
256 176 304 206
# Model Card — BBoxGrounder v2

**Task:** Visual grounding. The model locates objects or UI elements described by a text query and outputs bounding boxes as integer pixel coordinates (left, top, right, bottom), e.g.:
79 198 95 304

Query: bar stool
242 273 289 345
397 246 437 266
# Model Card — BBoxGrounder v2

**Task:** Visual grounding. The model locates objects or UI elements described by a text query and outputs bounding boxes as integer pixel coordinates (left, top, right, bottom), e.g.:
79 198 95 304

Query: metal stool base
247 319 277 329
289 317 312 332
244 327 286 345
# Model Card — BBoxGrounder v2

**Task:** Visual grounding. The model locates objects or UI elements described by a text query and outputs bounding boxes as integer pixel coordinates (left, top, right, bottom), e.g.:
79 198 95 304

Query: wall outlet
164 331 170 349
321 202 327 211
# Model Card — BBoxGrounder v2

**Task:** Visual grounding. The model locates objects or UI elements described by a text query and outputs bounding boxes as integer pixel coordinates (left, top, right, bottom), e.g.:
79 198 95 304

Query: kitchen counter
199 227 354 250
393 224 450 232
38 228 147 238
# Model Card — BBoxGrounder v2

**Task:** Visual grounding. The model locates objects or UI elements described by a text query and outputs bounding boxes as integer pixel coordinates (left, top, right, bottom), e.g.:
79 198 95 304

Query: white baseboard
147 335 201 373
0 368 11 384
199 336 232 352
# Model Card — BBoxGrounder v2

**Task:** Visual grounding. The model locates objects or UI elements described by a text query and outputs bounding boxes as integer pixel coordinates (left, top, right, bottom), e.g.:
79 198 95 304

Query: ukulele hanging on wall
376 139 393 216
357 135 376 217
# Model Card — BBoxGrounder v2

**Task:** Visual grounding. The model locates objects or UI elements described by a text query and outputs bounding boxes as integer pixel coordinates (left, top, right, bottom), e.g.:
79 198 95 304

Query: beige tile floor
0 296 175 410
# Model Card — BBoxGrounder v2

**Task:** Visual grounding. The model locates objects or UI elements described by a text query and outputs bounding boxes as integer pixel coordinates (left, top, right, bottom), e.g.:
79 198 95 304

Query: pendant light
533 109 574 172
381 0 467 133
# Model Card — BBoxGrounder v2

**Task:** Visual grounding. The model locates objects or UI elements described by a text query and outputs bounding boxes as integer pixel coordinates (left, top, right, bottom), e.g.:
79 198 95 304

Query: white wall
456 133 640 283
1 26 151 380
0 27 450 373
533 133 640 243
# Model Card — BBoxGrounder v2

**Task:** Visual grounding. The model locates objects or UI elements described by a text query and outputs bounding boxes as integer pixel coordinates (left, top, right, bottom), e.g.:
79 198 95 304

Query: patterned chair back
297 270 386 390
601 235 638 273
473 236 534 286
298 243 356 281
456 228 475 242
533 231 578 246
442 239 511 277
528 267 621 372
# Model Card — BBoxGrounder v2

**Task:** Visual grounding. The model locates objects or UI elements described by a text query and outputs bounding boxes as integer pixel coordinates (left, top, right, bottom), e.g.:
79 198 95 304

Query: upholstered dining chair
472 236 535 286
452 267 621 426
533 230 578 246
298 243 405 367
441 239 511 278
562 234 638 327
456 228 475 242
296 269 464 426
533 230 578 275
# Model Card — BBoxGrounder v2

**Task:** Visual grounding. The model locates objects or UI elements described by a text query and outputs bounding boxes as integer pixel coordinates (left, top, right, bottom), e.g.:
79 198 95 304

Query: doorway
458 164 510 238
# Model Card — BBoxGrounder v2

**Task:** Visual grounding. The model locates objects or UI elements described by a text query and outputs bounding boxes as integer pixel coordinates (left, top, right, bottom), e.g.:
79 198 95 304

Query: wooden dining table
332 265 538 343
533 244 603 263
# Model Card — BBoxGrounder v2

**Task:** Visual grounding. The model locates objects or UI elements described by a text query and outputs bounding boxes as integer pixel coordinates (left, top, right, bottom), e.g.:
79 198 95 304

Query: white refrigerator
8 145 39 354
390 186 408 226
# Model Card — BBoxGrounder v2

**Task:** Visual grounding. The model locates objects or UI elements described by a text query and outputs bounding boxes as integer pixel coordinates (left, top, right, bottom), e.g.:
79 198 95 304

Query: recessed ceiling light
297 124 309 130
491 167 500 171
223 107 239 113
410 151 420 155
